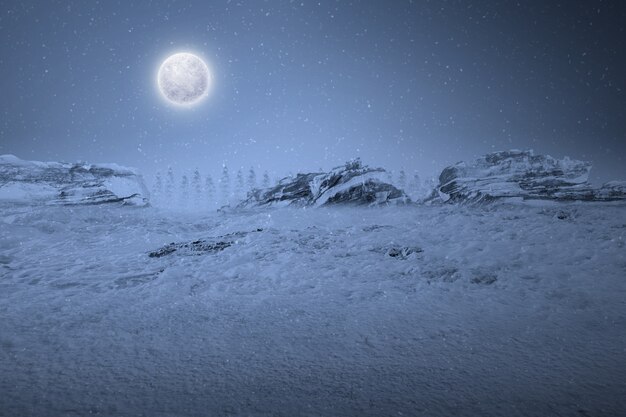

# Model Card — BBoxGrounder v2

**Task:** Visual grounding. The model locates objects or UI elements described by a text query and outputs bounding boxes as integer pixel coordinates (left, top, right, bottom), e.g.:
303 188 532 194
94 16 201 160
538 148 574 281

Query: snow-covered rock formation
0 154 149 206
594 181 626 201
239 159 409 208
436 150 625 203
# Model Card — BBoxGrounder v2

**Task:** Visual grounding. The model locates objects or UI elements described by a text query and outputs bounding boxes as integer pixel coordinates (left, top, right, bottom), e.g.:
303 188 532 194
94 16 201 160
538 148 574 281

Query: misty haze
1 1 625 417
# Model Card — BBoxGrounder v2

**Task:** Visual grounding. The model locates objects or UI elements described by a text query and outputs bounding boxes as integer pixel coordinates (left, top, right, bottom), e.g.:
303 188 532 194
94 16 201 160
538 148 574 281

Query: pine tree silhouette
247 167 257 192
180 175 189 208
262 171 271 188
220 165 230 205
235 169 245 199
409 172 421 198
165 166 175 203
205 175 215 206
192 168 202 209
397 170 407 190
153 172 163 204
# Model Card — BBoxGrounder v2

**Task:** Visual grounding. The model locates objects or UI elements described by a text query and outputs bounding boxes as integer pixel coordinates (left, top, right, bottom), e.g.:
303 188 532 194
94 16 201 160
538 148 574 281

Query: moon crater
157 53 211 106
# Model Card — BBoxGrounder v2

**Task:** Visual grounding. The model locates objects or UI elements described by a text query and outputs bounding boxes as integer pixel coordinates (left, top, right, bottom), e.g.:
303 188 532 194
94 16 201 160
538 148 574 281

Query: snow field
1 202 625 416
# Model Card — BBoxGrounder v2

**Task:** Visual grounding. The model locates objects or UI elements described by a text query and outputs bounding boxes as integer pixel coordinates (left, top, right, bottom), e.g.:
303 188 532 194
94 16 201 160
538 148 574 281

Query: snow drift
239 158 409 208
0 154 149 206
436 150 625 203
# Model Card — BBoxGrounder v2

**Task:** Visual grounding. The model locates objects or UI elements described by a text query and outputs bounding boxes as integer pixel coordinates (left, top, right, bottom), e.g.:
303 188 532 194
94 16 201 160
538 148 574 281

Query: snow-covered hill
0 154 149 206
1 201 625 416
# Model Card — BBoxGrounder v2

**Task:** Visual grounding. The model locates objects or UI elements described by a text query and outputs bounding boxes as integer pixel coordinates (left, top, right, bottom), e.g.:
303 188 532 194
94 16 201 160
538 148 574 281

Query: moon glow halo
157 53 211 106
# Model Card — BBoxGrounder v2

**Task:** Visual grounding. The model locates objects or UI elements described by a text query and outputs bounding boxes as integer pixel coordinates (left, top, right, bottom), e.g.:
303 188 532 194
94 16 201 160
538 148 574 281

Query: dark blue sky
1 0 624 183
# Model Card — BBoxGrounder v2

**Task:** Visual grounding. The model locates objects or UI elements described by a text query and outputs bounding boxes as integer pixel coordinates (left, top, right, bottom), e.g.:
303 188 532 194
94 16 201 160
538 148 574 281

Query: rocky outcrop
436 150 625 203
148 229 263 258
0 154 149 206
594 181 626 201
239 159 409 208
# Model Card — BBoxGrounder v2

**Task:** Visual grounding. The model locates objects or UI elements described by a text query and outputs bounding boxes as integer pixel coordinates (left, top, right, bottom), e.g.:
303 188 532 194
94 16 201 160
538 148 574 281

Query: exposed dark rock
148 229 263 258
386 246 423 259
371 245 423 259
362 224 393 232
556 211 570 220
239 159 409 208
0 154 149 206
148 240 232 258
470 274 498 285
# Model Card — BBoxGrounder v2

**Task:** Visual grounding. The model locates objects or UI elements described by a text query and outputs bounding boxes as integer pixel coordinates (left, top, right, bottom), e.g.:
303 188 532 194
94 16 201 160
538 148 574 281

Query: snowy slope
1 202 625 416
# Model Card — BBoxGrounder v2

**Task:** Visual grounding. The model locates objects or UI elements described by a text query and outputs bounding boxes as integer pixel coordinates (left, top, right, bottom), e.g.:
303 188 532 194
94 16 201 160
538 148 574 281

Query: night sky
1 0 624 183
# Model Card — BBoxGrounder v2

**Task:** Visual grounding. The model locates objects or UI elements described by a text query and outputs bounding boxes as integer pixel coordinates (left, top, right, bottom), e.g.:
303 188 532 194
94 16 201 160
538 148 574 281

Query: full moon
157 53 211 106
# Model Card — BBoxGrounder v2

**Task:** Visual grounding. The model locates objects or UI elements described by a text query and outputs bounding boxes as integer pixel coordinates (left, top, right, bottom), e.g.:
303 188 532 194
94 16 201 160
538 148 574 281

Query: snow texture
436 149 625 203
0 154 149 206
1 199 625 416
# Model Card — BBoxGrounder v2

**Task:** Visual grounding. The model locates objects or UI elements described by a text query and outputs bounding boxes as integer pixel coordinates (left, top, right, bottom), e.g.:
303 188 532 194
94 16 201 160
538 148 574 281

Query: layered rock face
595 181 626 201
239 159 409 208
437 150 625 203
0 154 149 206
